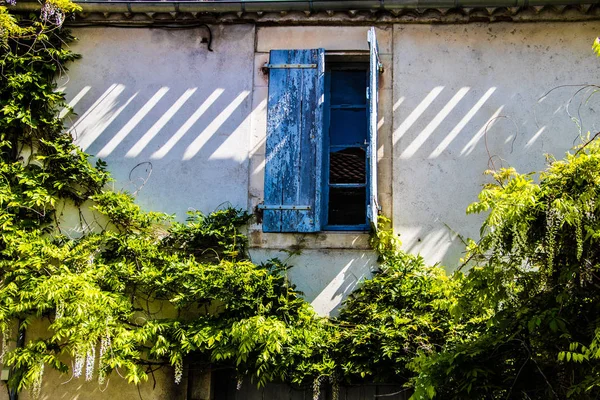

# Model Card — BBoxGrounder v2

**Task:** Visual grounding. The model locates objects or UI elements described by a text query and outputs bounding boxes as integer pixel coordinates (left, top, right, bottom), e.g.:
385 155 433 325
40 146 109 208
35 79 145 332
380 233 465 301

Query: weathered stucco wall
392 22 600 268
7 17 600 400
57 22 600 312
57 24 384 320
246 25 394 317
29 28 255 399
58 25 255 219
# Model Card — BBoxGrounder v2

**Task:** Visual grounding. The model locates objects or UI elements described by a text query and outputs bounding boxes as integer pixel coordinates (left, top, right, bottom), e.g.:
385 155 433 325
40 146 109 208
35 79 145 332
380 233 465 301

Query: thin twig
505 357 529 400
574 131 600 156
515 339 560 399
374 387 412 397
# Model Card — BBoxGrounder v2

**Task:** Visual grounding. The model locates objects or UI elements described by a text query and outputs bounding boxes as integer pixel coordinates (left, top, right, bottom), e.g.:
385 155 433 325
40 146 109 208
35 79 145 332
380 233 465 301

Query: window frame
260 27 381 234
322 60 371 232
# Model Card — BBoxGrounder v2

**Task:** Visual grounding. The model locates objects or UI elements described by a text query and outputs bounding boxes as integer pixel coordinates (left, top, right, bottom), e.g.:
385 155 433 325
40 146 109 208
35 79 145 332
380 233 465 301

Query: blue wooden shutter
367 28 382 229
263 49 325 233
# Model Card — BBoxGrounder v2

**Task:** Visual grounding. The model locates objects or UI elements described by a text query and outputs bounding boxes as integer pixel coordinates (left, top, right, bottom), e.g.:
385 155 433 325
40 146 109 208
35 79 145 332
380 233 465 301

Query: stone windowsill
249 229 372 250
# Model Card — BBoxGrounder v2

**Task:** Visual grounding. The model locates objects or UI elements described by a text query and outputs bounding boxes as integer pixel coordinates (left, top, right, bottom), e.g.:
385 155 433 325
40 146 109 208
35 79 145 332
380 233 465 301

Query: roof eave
9 0 599 14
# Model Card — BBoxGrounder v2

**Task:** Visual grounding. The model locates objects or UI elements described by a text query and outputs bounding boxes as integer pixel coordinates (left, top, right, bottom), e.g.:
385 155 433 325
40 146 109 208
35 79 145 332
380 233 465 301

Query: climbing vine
3 1 600 398
0 1 332 396
406 136 600 399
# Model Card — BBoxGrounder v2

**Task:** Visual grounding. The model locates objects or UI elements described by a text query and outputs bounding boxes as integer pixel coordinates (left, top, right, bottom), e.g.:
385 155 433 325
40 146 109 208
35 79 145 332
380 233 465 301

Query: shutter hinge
264 63 317 69
257 204 311 211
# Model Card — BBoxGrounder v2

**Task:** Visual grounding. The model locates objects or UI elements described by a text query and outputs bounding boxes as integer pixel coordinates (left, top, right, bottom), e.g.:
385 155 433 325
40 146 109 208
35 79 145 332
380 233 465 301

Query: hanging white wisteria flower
97 357 109 387
329 375 339 400
236 376 243 391
31 361 44 400
55 301 64 320
73 350 85 378
99 331 111 359
98 324 112 385
0 326 10 364
85 346 96 381
174 359 183 385
312 376 323 400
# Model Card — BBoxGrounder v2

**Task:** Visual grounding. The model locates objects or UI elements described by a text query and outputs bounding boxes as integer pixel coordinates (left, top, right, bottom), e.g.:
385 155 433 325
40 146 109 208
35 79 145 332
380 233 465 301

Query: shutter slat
263 51 294 232
263 49 325 232
279 50 303 231
297 49 324 231
368 27 381 229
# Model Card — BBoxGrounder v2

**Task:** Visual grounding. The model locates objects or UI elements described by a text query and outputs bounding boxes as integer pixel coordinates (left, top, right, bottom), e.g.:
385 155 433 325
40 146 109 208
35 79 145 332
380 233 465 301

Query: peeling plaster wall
392 22 600 268
58 25 255 219
57 24 385 320
57 21 600 311
57 22 600 314
247 25 394 318
8 16 600 400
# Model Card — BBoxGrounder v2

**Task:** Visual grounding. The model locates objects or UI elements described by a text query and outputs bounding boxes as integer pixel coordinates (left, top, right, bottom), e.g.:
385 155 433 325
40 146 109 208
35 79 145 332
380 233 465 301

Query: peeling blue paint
263 49 325 233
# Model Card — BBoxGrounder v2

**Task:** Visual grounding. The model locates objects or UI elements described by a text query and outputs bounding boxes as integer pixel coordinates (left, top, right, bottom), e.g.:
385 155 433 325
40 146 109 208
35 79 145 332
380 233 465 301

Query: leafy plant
4 1 600 398
0 2 330 395
332 217 459 384
409 136 600 399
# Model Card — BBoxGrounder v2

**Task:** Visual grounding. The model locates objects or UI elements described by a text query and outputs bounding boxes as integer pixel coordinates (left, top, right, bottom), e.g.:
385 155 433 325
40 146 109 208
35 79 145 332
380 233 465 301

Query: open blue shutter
367 28 382 229
263 49 325 233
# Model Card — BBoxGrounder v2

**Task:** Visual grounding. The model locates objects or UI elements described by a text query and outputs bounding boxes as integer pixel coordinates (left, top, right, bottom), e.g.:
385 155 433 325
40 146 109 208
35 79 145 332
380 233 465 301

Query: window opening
261 27 381 233
324 63 369 230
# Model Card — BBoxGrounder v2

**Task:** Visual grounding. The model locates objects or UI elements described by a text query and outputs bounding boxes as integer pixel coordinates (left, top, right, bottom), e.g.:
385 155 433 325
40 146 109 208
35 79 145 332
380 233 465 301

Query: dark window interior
325 64 369 229
329 147 366 184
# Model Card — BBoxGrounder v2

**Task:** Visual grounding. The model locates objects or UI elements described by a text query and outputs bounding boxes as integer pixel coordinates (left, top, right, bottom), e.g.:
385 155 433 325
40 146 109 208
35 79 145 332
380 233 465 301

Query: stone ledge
249 230 373 250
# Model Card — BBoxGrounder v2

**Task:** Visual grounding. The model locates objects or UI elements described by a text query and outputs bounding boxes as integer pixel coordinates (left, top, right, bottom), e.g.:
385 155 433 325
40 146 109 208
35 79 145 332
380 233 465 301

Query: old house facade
6 0 600 398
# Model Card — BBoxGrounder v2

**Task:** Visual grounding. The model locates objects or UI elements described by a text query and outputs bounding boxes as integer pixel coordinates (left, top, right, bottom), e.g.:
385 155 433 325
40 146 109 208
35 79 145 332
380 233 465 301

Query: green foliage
1 197 329 390
408 137 600 399
163 207 251 261
329 135 600 399
0 7 30 44
332 217 459 384
0 2 331 395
